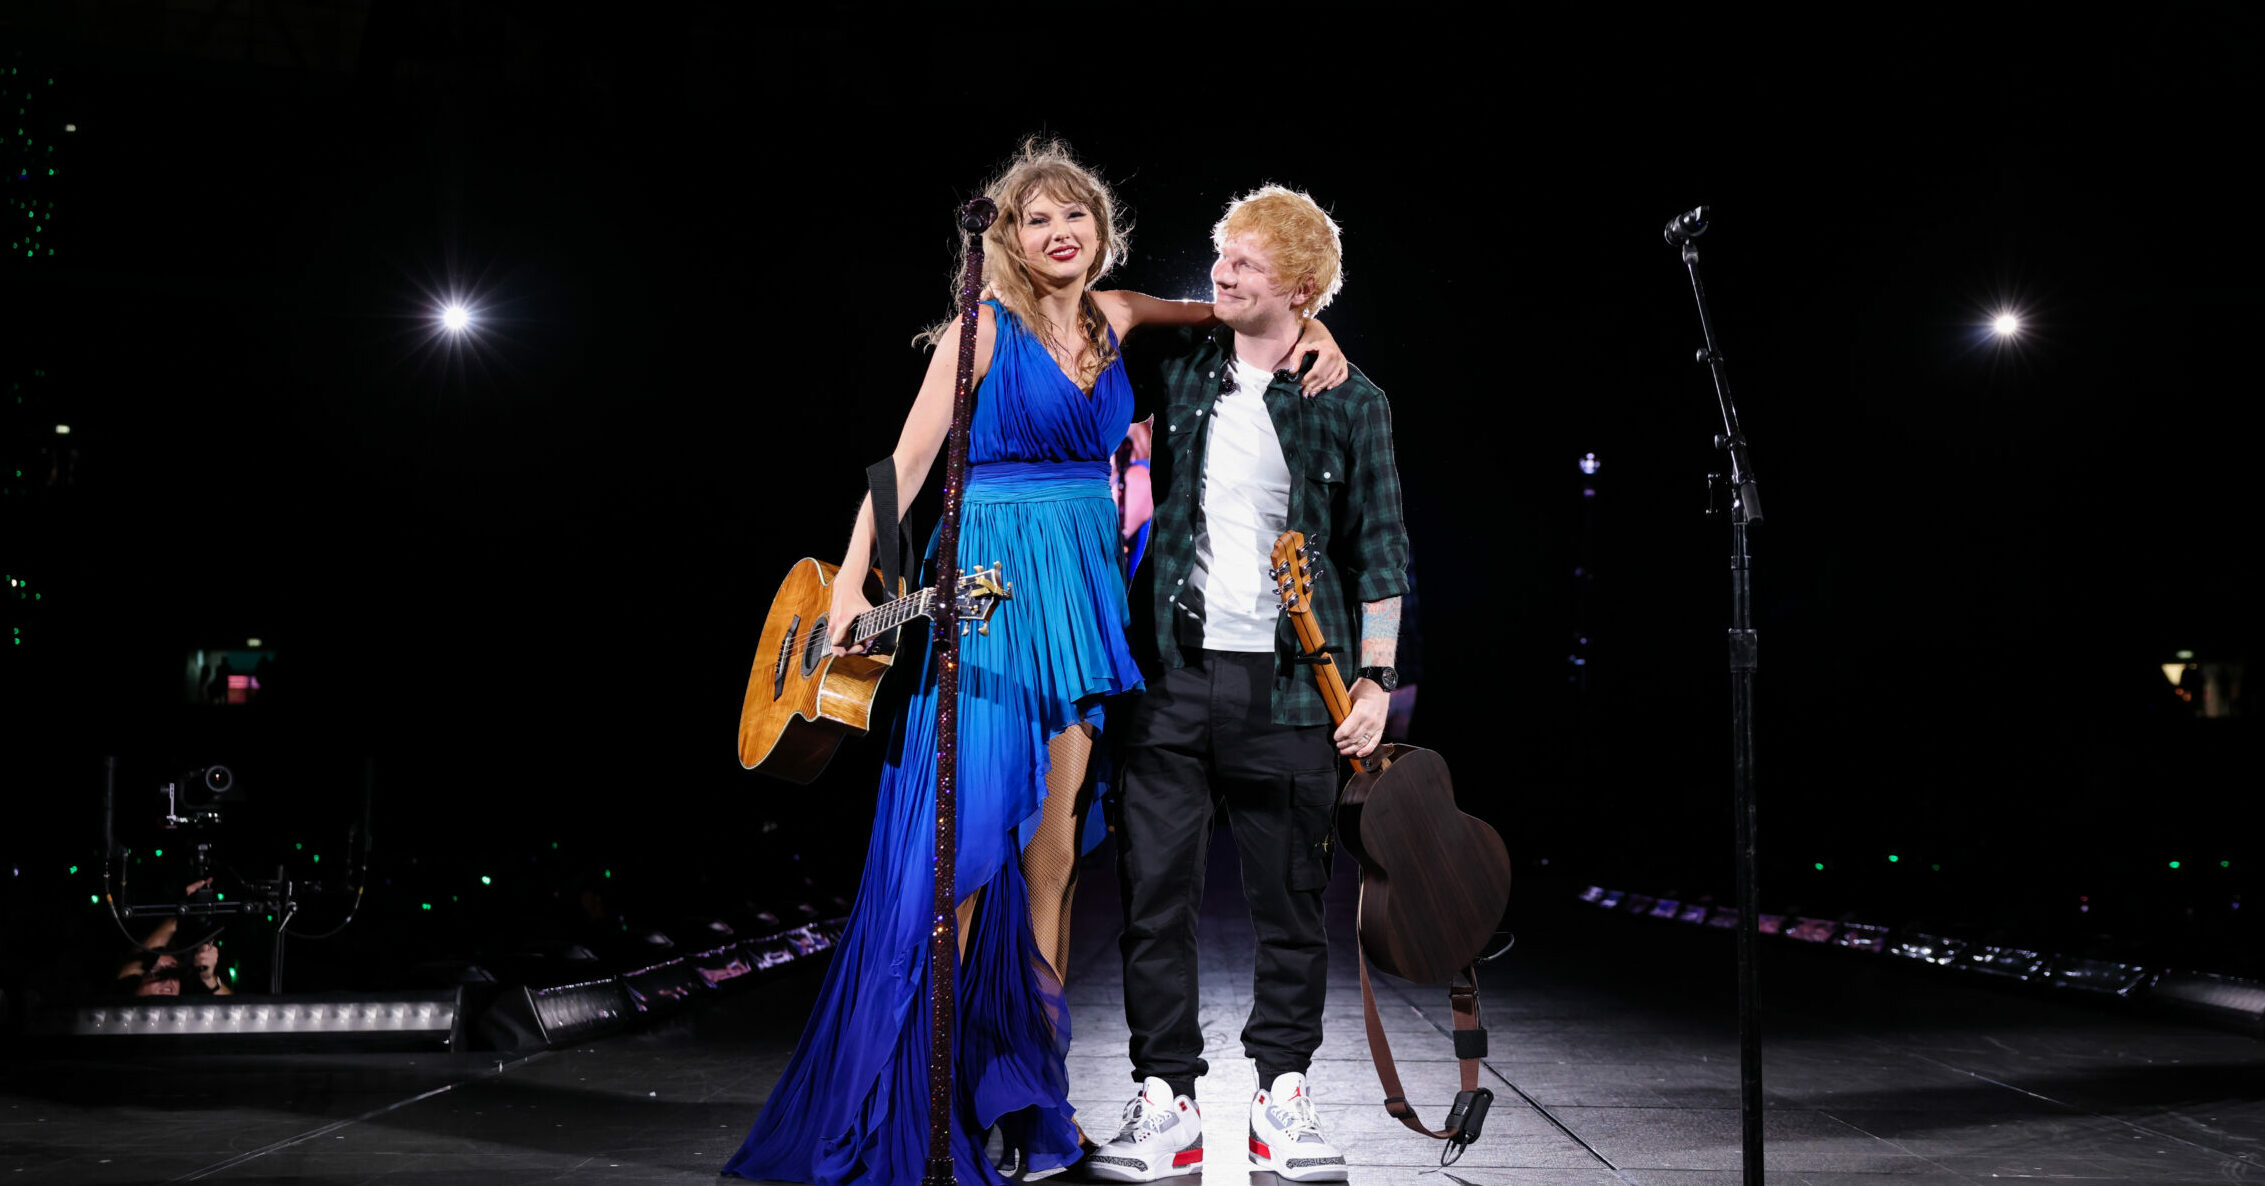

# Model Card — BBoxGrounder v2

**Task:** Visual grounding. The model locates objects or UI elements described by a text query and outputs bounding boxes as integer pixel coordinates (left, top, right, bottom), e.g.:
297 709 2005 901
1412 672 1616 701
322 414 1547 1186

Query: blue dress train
724 302 1140 1184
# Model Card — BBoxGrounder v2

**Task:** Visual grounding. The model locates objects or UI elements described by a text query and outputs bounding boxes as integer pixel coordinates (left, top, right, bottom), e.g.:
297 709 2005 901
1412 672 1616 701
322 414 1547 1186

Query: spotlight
1991 313 2020 337
441 304 471 332
36 990 461 1046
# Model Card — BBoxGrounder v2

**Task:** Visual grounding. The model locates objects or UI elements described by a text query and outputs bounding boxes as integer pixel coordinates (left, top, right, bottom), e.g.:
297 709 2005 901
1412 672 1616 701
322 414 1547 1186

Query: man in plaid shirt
1090 185 1409 1184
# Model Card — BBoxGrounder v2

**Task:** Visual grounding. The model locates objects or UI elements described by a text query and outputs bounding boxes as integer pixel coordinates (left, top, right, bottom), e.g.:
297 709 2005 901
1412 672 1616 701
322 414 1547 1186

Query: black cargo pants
1115 649 1338 1087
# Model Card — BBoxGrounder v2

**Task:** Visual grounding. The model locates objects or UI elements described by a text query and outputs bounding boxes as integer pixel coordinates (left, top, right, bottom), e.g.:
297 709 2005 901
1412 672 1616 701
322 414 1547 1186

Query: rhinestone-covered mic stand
923 194 996 1186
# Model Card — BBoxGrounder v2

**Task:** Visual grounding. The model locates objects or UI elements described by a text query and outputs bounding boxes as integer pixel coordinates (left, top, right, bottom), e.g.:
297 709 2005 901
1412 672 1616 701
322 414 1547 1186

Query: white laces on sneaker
1264 1079 1328 1143
1276 1091 1323 1139
1113 1092 1174 1144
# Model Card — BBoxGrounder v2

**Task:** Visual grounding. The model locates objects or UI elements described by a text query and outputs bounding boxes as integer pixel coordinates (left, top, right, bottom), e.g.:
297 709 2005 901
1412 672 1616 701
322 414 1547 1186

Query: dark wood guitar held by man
1271 529 1511 1158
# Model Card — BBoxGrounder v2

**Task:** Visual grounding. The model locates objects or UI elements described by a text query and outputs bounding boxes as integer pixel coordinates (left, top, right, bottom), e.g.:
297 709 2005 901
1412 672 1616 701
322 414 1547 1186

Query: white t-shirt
1193 356 1293 652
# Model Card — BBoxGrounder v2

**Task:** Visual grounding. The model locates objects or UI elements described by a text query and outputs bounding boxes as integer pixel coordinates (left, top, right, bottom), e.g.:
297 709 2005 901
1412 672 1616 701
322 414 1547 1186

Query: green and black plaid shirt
1126 325 1410 727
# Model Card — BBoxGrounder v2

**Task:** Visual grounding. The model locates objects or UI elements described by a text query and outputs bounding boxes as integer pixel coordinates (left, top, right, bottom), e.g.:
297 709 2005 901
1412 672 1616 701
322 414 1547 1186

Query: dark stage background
3 6 2257 998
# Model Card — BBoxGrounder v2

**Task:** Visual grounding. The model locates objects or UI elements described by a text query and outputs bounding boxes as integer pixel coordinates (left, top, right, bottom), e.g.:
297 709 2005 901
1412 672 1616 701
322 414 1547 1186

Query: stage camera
162 765 242 829
102 755 376 994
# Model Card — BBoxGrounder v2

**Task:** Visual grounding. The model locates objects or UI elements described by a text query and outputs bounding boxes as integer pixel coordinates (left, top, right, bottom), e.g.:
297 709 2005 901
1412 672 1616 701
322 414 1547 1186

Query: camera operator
115 880 235 997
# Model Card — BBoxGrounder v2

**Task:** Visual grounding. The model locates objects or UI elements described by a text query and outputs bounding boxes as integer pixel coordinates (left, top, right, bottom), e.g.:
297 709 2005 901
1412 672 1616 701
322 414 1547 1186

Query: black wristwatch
1355 666 1399 693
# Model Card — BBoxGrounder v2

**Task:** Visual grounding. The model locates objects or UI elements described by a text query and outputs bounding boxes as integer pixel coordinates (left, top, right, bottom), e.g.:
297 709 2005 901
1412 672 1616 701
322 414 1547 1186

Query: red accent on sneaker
1172 1148 1205 1167
1250 1137 1271 1159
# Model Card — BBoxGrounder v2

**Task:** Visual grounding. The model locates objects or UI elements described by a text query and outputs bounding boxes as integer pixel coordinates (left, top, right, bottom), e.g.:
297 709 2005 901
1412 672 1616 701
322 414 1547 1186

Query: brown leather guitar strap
1359 954 1491 1146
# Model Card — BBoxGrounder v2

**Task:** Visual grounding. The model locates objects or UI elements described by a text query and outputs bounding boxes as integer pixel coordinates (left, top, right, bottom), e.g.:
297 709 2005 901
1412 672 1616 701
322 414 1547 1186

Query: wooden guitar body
737 559 898 784
1269 527 1508 1143
1337 744 1513 986
738 558 1009 783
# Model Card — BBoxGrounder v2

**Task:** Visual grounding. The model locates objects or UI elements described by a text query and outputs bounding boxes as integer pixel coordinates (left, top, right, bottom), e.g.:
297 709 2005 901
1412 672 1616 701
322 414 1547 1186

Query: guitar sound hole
773 614 801 701
802 614 828 677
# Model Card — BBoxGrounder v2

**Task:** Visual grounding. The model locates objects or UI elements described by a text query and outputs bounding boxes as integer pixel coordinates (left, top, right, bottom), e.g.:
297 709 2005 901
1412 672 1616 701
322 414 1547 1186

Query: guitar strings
837 568 1004 644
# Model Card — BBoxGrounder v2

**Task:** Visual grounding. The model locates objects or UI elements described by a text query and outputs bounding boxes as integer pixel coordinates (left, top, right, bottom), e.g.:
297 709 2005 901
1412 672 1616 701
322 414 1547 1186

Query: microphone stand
1666 207 1766 1186
923 194 996 1186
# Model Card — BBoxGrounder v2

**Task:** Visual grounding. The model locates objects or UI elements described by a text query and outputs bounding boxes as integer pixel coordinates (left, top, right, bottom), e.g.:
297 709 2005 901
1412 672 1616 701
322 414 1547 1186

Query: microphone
1662 205 1709 245
959 196 998 234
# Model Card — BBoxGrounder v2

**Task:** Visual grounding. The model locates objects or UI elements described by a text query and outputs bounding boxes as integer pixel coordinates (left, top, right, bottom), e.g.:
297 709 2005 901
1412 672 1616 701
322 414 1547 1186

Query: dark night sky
6 6 2258 954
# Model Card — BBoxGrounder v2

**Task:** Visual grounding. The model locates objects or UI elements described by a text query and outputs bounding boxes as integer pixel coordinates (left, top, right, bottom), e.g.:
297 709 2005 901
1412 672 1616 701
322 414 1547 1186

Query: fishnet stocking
1024 724 1096 981
951 724 1095 971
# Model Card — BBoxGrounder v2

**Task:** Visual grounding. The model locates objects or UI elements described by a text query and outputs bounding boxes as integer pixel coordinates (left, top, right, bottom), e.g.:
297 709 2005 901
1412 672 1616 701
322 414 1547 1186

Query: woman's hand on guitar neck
827 579 876 657
1333 678 1391 758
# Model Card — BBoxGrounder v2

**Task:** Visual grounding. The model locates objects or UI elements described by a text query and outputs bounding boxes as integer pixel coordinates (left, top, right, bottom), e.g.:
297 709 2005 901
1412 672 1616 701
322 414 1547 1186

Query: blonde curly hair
920 137 1128 389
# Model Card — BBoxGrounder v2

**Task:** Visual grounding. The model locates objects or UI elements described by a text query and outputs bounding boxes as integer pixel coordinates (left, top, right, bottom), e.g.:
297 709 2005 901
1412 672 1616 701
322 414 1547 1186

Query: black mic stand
1665 207 1766 1186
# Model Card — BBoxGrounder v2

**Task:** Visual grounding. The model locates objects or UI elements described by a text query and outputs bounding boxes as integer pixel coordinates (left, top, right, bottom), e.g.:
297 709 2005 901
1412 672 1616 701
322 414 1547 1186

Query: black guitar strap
865 459 909 594
865 459 914 655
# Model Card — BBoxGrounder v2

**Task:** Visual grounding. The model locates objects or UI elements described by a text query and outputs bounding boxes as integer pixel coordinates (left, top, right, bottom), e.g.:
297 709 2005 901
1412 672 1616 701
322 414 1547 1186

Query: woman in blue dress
723 139 1346 1185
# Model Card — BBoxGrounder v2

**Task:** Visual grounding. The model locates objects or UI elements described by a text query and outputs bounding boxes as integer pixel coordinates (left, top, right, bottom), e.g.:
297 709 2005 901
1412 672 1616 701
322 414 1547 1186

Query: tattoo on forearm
1360 596 1401 668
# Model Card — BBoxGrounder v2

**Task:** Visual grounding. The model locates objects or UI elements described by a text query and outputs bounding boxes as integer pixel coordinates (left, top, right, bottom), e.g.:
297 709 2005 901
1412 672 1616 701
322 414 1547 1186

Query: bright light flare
1991 312 2021 337
397 263 513 388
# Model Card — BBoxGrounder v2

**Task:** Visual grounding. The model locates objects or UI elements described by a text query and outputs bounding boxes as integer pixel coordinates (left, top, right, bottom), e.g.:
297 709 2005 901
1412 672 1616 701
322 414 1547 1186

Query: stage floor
8 833 2265 1185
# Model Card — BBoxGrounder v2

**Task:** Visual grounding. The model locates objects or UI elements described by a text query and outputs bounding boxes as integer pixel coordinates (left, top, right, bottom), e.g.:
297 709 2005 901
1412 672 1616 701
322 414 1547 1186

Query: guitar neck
1285 606 1357 729
848 587 934 645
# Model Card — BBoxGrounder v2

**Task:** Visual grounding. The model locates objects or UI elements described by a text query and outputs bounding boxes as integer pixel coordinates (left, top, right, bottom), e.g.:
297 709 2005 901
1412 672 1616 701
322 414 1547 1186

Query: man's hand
1333 678 1390 758
192 942 226 991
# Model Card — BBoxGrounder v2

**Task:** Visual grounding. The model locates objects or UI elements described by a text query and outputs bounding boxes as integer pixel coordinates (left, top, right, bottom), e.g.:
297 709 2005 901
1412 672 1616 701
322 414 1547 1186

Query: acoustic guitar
1269 532 1510 983
738 559 1010 783
1271 530 1510 1151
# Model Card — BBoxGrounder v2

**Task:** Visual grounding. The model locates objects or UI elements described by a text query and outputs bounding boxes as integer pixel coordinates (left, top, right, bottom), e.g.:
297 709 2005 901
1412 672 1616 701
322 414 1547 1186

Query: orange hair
1213 185 1343 319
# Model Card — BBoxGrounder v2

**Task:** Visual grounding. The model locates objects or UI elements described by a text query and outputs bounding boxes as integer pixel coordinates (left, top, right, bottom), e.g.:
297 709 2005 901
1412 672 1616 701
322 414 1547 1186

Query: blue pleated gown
724 302 1141 1184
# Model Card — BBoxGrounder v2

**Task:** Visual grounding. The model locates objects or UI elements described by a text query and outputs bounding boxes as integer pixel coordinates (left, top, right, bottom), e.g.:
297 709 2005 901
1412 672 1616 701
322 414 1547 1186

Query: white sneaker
1249 1072 1348 1181
990 1145 1067 1182
1084 1077 1203 1182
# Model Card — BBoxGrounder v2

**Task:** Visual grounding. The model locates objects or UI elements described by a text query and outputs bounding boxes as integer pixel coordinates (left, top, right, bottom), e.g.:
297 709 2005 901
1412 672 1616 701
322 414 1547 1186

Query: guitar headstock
955 563 1012 629
1270 531 1314 618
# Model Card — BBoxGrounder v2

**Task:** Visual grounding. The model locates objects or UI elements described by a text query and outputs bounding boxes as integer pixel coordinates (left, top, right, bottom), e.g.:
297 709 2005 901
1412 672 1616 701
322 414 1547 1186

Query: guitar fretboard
849 588 935 644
